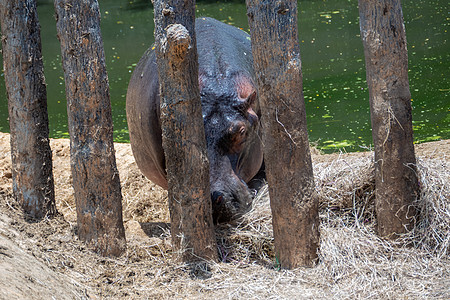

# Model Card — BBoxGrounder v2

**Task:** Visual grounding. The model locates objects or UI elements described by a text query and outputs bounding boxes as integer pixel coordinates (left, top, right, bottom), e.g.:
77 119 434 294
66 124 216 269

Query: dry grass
214 154 449 299
0 134 448 299
406 157 450 257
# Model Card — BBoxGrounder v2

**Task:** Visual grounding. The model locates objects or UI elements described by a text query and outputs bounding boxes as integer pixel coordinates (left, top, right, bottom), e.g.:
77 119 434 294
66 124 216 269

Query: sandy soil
0 132 448 299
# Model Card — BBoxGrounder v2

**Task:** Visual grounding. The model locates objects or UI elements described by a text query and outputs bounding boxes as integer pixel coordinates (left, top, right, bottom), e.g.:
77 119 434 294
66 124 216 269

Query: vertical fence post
153 0 217 262
55 0 126 256
0 0 56 219
358 0 419 238
246 0 319 268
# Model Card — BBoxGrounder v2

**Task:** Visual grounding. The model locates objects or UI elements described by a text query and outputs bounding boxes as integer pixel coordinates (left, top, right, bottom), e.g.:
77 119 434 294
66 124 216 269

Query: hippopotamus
126 17 263 223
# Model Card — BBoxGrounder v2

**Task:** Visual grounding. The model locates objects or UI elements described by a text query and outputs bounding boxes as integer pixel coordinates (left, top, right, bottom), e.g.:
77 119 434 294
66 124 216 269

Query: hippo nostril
239 126 246 136
211 191 224 205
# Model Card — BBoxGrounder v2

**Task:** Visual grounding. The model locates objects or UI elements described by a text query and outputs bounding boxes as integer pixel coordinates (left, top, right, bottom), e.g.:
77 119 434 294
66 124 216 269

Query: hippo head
200 74 262 223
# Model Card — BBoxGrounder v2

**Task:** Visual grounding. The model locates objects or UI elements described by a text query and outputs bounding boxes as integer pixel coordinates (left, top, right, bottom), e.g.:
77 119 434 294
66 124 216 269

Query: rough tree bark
54 0 126 256
0 0 56 219
359 0 419 238
153 0 217 262
246 0 319 268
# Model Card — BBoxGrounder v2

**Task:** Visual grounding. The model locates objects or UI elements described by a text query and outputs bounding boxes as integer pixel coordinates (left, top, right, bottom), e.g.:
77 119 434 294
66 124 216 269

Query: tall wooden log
0 0 56 219
153 0 217 262
359 0 419 238
54 0 126 256
246 0 319 268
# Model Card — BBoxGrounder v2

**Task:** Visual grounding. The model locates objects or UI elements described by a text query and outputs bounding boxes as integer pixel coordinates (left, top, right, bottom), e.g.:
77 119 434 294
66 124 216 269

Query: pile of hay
218 154 449 298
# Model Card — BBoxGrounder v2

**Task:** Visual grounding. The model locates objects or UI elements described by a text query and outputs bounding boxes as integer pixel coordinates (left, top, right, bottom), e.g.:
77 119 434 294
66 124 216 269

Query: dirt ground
0 132 448 299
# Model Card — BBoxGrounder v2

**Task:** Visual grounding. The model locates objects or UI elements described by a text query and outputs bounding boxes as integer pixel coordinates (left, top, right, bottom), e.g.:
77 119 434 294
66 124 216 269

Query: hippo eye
236 102 249 113
236 91 256 113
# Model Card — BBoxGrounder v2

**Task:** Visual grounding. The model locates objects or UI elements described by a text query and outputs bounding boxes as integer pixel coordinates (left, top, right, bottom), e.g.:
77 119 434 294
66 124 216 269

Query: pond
0 0 448 153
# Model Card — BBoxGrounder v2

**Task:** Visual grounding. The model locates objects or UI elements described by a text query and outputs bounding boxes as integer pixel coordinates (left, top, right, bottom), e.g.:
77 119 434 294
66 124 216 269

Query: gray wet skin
126 17 264 223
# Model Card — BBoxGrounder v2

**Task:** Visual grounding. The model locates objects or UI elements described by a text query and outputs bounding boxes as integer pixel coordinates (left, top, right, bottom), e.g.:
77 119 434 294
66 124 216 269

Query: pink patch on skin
235 74 255 101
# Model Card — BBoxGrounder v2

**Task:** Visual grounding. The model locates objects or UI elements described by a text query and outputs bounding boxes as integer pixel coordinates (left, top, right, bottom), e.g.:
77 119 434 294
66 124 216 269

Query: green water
0 0 448 153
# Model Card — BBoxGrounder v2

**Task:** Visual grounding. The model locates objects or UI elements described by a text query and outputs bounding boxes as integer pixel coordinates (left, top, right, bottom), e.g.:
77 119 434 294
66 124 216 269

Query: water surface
0 0 448 152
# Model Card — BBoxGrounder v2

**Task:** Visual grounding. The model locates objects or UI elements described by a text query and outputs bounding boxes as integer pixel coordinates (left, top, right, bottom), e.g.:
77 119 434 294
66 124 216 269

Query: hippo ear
246 90 260 118
246 90 257 106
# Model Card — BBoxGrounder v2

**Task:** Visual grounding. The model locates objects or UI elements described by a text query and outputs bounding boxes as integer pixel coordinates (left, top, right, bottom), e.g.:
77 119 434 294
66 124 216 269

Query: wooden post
0 0 56 219
359 0 419 238
54 0 126 256
246 0 319 268
153 0 217 262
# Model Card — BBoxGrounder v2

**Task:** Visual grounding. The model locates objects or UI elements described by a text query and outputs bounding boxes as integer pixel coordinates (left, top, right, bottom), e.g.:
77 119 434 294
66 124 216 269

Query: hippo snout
210 180 252 224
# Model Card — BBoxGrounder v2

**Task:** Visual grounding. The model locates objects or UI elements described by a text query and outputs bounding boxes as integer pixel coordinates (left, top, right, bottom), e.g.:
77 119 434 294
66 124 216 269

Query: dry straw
0 135 448 299
214 153 449 298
